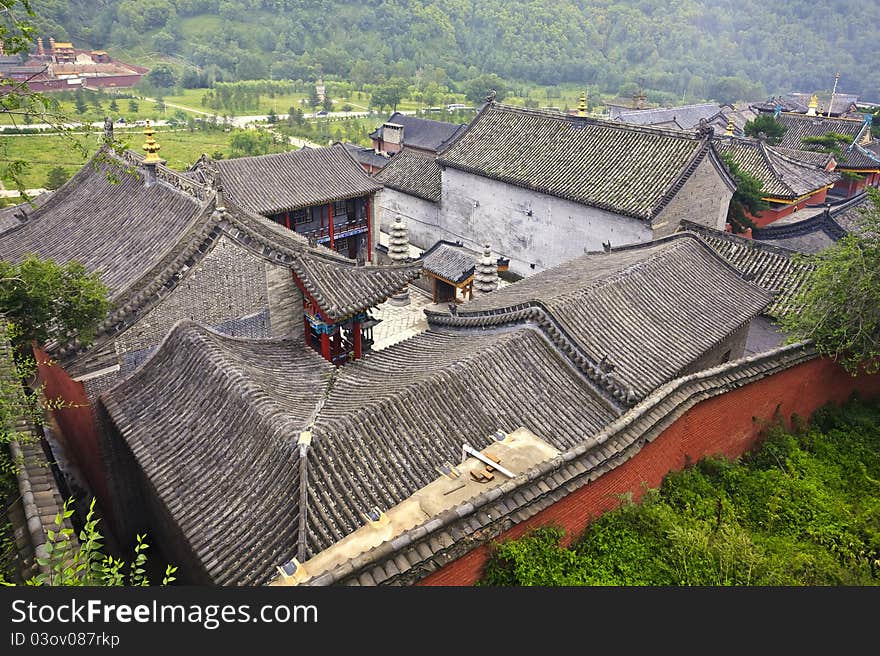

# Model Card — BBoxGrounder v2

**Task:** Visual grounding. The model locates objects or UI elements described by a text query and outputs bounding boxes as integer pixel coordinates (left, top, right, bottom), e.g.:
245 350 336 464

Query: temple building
369 112 467 158
205 144 383 260
614 102 757 137
770 110 879 198
95 232 771 585
0 127 419 538
713 135 839 225
376 102 737 277
415 240 509 303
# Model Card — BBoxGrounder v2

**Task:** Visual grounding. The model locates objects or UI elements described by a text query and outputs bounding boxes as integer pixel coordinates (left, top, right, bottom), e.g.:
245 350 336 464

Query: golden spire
578 90 587 117
725 117 735 136
806 94 818 116
142 120 163 164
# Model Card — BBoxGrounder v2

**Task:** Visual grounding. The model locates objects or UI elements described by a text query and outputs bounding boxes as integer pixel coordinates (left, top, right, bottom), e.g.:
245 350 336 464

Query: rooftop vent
362 506 389 527
276 558 307 585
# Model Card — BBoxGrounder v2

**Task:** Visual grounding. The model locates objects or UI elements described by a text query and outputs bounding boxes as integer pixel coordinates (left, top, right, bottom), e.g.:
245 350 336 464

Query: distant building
369 111 467 157
713 135 839 225
0 36 148 91
377 102 736 277
772 112 879 198
207 144 384 260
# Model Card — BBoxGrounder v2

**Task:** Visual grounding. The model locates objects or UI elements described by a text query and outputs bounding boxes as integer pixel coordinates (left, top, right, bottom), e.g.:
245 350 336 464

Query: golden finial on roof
806 93 818 116
142 120 163 164
578 91 587 117
725 117 735 136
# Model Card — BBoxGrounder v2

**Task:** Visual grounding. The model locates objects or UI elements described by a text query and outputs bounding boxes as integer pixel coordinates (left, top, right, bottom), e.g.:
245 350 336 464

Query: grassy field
0 94 204 126
0 127 290 189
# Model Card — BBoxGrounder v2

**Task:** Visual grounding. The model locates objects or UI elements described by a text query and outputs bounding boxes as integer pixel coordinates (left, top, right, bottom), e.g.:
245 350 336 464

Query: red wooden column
328 203 335 251
353 320 362 359
365 195 372 262
320 332 331 361
285 211 291 230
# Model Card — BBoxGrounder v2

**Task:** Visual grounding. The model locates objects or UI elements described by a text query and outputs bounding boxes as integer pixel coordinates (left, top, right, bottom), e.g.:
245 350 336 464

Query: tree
266 107 278 124
719 152 764 233
229 130 273 156
109 98 119 113
371 78 408 112
128 99 139 113
463 74 508 105
0 255 110 355
146 64 176 89
779 189 880 375
743 114 787 145
74 90 88 116
44 166 68 190
322 93 334 112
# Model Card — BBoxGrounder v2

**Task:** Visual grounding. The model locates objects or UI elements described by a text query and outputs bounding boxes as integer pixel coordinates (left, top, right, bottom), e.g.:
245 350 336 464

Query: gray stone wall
439 168 652 277
682 321 751 376
654 154 732 236
375 187 440 251
112 236 269 359
266 264 304 339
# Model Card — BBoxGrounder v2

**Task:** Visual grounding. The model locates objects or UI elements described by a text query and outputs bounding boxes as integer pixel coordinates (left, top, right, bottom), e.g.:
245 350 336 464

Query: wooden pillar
285 211 291 230
365 195 372 262
320 332 331 361
328 203 335 251
353 321 362 359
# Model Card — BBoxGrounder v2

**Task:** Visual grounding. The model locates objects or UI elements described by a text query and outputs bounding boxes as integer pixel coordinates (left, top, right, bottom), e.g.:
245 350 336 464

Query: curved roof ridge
101 318 326 437
756 141 796 197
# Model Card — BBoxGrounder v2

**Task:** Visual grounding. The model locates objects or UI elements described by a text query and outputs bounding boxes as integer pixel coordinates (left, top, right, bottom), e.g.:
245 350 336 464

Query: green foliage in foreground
28 498 177 586
780 189 880 375
0 255 110 352
479 396 880 585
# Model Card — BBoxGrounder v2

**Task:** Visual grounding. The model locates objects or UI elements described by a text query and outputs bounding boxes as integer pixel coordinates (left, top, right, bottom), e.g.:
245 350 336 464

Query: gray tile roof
829 192 872 233
615 103 724 130
291 248 420 320
0 191 54 235
375 148 441 202
98 231 772 585
314 341 817 586
0 149 420 363
419 240 477 283
215 144 382 216
99 318 619 584
426 233 772 399
437 102 715 221
340 143 390 170
776 112 880 170
772 146 836 169
713 137 839 199
786 92 860 117
679 220 813 319
369 112 466 152
0 153 204 298
752 208 848 254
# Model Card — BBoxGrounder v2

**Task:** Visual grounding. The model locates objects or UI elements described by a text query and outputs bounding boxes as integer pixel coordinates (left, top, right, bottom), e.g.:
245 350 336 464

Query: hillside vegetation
30 1 880 102
480 395 880 586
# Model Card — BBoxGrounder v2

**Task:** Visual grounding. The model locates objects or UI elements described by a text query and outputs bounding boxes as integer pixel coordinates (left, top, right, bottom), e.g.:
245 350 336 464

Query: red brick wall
34 345 115 528
420 357 880 586
750 187 828 227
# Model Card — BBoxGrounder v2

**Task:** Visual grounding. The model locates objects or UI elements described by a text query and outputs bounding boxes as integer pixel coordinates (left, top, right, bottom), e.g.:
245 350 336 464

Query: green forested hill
28 0 880 101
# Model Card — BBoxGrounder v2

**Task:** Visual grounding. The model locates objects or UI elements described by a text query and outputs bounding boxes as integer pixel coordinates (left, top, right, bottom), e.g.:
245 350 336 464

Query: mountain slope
29 0 880 100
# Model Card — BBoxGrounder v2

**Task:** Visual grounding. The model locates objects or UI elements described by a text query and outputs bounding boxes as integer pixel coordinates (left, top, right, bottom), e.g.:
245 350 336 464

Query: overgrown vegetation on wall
479 394 880 585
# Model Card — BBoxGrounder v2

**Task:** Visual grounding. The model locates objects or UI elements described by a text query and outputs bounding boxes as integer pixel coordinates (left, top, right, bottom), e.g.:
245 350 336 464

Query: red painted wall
34 345 115 528
420 357 880 586
750 187 829 227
